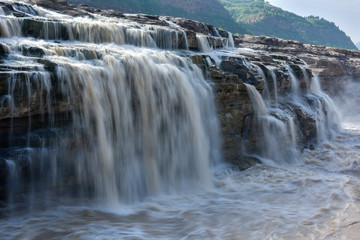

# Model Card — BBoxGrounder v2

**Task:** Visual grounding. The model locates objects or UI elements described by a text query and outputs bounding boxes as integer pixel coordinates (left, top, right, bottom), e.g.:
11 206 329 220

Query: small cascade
288 116 297 147
227 32 235 48
245 83 267 116
300 66 310 90
285 64 301 97
253 64 271 104
245 84 298 163
196 35 212 52
309 74 340 142
242 59 340 163
310 73 322 93
270 68 278 105
0 17 21 37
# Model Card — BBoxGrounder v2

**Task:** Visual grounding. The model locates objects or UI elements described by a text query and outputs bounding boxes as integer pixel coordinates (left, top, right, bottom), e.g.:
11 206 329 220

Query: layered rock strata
235 35 360 95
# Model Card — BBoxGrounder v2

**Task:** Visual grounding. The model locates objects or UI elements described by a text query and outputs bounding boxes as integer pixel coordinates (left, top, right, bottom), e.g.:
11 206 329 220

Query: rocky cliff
0 0 353 201
234 35 360 96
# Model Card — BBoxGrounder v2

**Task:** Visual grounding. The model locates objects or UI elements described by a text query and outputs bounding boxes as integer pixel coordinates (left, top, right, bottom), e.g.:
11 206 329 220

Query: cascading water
243 60 340 164
196 35 212 52
269 67 278 104
1 1 360 240
196 32 235 52
2 44 220 205
0 1 221 207
244 83 298 163
285 63 301 97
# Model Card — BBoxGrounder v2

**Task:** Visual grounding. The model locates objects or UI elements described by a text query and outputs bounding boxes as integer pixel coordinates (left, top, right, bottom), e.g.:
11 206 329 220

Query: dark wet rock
125 14 166 26
22 46 45 57
29 0 91 17
37 59 57 72
186 31 198 50
0 43 10 56
294 106 317 145
193 55 254 164
168 17 210 35
0 159 8 201
230 156 262 170
220 57 250 81
21 18 70 40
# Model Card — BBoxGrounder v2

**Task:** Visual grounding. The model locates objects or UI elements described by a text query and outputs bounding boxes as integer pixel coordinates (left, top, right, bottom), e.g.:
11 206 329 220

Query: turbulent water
1 1 360 239
2 124 360 240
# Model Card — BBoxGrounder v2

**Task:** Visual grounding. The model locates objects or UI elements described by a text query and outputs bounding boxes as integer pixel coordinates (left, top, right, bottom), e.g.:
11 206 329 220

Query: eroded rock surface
235 35 360 95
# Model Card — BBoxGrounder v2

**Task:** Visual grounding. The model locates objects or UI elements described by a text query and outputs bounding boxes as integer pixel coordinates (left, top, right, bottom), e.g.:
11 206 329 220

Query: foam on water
0 1 359 239
2 125 360 239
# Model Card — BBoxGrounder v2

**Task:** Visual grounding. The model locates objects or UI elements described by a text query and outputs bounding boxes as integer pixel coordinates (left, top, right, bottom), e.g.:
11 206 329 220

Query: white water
1 1 359 239
243 62 340 164
2 125 360 240
1 39 221 206
197 34 212 52
245 84 299 164
286 64 301 97
270 67 278 104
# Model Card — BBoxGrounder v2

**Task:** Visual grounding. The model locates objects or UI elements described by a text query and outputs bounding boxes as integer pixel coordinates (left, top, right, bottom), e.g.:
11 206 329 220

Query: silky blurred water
1 123 360 240
1 1 360 239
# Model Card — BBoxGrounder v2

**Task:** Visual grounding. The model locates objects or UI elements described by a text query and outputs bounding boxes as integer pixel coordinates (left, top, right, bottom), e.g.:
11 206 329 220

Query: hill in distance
68 0 357 50
219 0 357 50
357 42 360 50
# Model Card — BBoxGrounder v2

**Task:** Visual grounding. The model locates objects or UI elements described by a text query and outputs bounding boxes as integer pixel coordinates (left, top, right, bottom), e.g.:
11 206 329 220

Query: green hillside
68 0 251 35
219 0 357 50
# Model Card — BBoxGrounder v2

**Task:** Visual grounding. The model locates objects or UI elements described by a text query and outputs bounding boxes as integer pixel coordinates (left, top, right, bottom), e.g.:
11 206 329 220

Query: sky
267 0 360 45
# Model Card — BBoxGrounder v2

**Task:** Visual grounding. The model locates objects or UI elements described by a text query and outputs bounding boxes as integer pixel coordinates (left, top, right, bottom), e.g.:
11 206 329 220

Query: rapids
0 1 360 239
2 125 360 240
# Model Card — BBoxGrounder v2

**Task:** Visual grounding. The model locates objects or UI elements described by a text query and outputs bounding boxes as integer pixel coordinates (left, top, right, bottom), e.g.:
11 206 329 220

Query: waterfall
310 74 340 142
227 32 235 48
0 0 341 210
245 84 298 163
0 0 223 206
300 66 310 91
245 83 267 116
243 61 340 163
1 2 359 239
0 2 189 50
270 68 278 105
0 17 21 37
1 38 220 206
253 64 271 104
285 64 301 97
197 35 212 52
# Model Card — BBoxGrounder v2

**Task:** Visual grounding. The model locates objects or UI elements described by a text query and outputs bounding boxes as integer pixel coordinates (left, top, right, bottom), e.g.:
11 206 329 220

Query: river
1 1 360 239
1 121 360 239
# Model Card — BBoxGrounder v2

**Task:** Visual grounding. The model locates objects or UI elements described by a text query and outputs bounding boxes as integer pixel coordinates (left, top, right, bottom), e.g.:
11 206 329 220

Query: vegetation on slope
218 0 357 50
68 0 252 35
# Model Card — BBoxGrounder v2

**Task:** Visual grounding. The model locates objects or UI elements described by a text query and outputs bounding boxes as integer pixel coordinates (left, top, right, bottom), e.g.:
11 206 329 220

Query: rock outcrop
235 35 360 96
